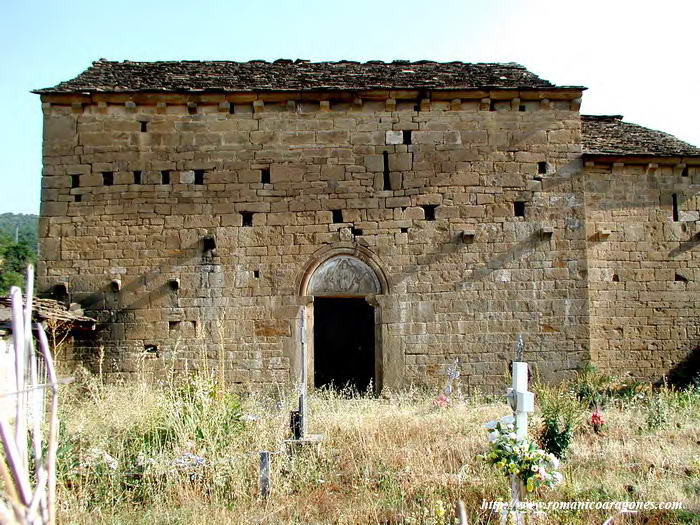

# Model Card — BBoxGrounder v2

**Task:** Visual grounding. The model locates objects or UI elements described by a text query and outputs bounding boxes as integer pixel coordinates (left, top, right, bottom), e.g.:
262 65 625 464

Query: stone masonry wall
584 161 700 381
38 92 589 391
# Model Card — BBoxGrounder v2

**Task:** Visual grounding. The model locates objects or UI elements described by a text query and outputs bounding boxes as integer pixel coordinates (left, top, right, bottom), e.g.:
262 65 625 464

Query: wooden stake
37 325 59 525
259 451 270 499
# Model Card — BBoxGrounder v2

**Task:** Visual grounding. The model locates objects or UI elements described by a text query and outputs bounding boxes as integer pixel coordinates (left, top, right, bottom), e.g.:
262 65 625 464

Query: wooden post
259 451 270 499
456 500 467 525
298 309 307 439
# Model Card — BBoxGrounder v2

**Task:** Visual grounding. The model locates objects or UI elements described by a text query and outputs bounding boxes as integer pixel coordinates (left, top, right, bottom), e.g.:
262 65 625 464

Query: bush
570 364 616 408
536 382 584 459
645 394 668 431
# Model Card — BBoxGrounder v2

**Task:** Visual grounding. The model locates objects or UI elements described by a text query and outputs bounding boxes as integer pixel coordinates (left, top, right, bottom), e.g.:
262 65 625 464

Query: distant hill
0 213 38 249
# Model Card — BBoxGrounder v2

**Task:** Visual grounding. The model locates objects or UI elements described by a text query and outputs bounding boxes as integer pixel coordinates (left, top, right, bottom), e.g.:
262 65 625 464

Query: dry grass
51 373 700 525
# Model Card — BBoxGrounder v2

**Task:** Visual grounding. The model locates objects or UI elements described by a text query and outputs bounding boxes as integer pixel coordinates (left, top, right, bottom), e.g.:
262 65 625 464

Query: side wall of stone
38 95 589 391
584 162 700 382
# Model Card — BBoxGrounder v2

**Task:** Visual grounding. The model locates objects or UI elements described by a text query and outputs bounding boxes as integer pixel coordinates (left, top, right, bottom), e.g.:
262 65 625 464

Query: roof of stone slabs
35 59 575 93
582 115 700 157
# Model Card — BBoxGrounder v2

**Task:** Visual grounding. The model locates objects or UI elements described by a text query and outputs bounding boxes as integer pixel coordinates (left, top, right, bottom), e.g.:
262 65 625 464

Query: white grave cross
508 362 534 439
503 335 535 524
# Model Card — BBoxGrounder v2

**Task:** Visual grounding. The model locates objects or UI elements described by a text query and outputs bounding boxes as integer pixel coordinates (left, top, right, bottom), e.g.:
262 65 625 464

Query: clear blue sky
2 0 698 214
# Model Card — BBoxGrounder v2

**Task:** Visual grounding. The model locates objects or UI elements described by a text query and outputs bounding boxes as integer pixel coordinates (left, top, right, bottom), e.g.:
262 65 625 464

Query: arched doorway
301 252 386 393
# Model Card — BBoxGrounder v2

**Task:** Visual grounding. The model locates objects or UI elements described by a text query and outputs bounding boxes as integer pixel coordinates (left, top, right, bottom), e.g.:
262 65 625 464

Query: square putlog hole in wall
133 170 142 184
332 209 343 223
241 211 254 227
422 204 437 221
102 172 114 186
203 236 216 252
140 121 148 133
537 162 548 175
514 201 526 217
71 175 80 188
194 169 205 185
261 167 271 184
161 170 171 184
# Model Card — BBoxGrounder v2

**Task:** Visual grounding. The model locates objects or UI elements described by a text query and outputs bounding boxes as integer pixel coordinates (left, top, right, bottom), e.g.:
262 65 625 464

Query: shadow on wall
668 233 700 258
63 240 206 372
78 239 203 314
665 346 700 388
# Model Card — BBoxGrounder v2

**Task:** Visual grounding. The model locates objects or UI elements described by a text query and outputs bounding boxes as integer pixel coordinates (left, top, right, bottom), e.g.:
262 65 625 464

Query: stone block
364 155 384 172
388 153 412 171
386 130 403 145
271 165 304 183
412 131 443 145
180 170 195 184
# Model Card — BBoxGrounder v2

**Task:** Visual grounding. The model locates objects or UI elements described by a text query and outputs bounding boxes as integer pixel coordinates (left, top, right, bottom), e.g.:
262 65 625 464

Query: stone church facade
34 60 700 390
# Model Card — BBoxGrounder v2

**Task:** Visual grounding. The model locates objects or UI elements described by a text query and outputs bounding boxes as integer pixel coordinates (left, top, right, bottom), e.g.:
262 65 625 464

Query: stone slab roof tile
35 59 573 94
582 115 700 157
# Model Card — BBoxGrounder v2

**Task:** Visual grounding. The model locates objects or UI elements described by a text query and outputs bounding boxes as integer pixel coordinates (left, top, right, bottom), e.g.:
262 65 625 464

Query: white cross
507 362 534 438
504 361 535 525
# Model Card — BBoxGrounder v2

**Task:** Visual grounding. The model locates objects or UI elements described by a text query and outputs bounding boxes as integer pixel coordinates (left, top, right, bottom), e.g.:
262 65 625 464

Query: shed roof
0 297 95 329
582 115 700 158
35 59 576 94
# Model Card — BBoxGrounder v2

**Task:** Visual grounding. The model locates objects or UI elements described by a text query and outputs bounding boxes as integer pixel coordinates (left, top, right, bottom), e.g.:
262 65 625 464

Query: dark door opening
313 297 375 392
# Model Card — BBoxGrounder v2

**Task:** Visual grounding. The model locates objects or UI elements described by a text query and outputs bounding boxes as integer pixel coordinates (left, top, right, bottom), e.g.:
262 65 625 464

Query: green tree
0 233 36 295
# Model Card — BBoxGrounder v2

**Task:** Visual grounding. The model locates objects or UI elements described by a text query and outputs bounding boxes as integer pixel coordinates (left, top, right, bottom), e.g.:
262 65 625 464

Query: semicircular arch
298 244 389 297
